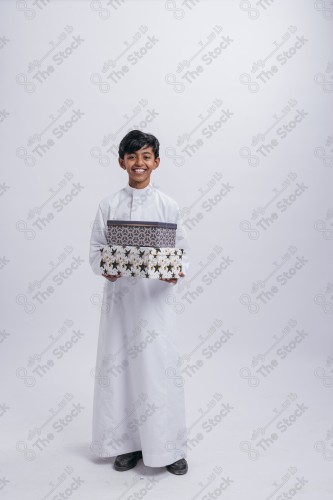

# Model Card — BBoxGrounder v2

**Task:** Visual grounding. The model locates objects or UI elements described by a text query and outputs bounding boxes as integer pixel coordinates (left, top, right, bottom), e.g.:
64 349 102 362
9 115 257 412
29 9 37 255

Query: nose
135 156 145 166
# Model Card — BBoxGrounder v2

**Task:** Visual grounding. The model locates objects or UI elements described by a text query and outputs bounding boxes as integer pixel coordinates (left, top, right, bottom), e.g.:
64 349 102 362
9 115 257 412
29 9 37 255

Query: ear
118 157 126 169
153 157 160 169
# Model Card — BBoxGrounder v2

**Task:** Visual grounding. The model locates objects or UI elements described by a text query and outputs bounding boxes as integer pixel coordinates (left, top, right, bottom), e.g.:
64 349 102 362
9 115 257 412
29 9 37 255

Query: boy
89 130 190 475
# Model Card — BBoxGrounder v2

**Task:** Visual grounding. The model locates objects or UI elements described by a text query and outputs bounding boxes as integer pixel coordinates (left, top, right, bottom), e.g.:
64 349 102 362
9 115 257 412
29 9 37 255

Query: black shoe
166 458 188 475
114 450 143 471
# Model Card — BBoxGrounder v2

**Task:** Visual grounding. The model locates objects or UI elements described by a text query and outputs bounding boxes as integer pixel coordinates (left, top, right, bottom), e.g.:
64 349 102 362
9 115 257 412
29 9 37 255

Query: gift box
100 245 184 279
106 220 177 247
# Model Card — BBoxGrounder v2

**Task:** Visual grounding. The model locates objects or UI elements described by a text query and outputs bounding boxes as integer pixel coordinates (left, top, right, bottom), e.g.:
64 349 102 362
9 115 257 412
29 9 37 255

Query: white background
0 0 333 499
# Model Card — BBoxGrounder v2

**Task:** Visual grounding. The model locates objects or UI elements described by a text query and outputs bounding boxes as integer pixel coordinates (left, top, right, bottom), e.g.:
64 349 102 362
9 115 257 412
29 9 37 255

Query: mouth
132 168 147 174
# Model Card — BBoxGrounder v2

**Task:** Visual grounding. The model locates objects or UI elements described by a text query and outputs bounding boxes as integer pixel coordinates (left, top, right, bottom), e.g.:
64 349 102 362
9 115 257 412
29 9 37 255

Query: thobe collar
124 180 154 197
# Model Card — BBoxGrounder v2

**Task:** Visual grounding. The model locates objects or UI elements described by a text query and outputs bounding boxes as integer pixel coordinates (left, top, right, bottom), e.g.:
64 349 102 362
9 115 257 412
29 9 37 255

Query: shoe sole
114 461 138 471
166 465 188 475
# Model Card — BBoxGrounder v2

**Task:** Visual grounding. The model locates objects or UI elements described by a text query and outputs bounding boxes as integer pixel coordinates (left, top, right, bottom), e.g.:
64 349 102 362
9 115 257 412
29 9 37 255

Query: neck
128 179 150 189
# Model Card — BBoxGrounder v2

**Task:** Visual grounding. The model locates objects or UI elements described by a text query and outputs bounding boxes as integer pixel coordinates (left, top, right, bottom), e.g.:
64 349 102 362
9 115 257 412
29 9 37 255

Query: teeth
133 169 146 172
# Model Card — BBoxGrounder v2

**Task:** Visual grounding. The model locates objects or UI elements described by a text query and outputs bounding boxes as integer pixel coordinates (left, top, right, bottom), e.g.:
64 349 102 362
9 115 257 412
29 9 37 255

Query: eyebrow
128 151 152 155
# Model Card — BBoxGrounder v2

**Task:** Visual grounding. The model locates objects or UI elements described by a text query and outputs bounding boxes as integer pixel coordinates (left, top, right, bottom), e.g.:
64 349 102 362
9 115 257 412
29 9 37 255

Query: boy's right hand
104 275 120 282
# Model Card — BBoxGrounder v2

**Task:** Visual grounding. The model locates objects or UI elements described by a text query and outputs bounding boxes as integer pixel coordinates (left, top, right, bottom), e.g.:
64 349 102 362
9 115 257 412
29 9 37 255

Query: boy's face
119 145 160 189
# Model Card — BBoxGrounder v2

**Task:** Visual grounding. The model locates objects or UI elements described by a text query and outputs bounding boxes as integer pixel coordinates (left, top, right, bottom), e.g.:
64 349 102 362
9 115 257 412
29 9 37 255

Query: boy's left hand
159 271 185 284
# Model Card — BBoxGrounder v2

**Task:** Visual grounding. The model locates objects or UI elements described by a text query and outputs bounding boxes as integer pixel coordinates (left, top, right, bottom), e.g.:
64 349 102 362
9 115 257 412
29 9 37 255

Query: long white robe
89 180 190 467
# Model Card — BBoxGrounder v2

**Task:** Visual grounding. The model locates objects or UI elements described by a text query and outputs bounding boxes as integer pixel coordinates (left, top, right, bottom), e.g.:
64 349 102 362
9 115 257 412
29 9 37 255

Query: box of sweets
100 244 184 279
106 219 177 247
101 220 184 280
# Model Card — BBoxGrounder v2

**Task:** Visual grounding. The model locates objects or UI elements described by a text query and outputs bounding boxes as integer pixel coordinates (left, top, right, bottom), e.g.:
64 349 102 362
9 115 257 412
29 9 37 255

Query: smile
133 168 147 173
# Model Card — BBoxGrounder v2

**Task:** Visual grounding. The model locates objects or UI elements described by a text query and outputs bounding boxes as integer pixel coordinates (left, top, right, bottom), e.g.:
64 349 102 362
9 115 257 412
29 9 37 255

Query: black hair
118 130 160 159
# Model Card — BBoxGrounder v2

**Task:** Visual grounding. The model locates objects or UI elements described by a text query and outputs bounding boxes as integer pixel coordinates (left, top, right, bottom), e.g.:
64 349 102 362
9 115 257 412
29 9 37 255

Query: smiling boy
89 130 190 475
107 134 181 284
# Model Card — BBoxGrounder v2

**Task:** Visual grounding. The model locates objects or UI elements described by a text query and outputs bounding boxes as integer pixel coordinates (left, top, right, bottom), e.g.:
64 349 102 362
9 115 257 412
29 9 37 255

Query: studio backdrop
0 0 332 499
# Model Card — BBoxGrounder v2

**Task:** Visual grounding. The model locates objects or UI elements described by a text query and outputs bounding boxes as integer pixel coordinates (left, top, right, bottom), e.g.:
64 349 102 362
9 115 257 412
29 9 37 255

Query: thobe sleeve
89 203 107 276
175 204 191 276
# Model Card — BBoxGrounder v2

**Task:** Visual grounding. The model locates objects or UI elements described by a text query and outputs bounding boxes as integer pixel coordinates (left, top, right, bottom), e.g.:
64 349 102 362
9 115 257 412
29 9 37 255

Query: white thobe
89 180 190 467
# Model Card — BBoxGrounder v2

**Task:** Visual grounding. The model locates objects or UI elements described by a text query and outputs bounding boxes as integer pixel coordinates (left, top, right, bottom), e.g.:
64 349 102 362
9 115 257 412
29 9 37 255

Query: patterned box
106 220 177 247
100 245 184 279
